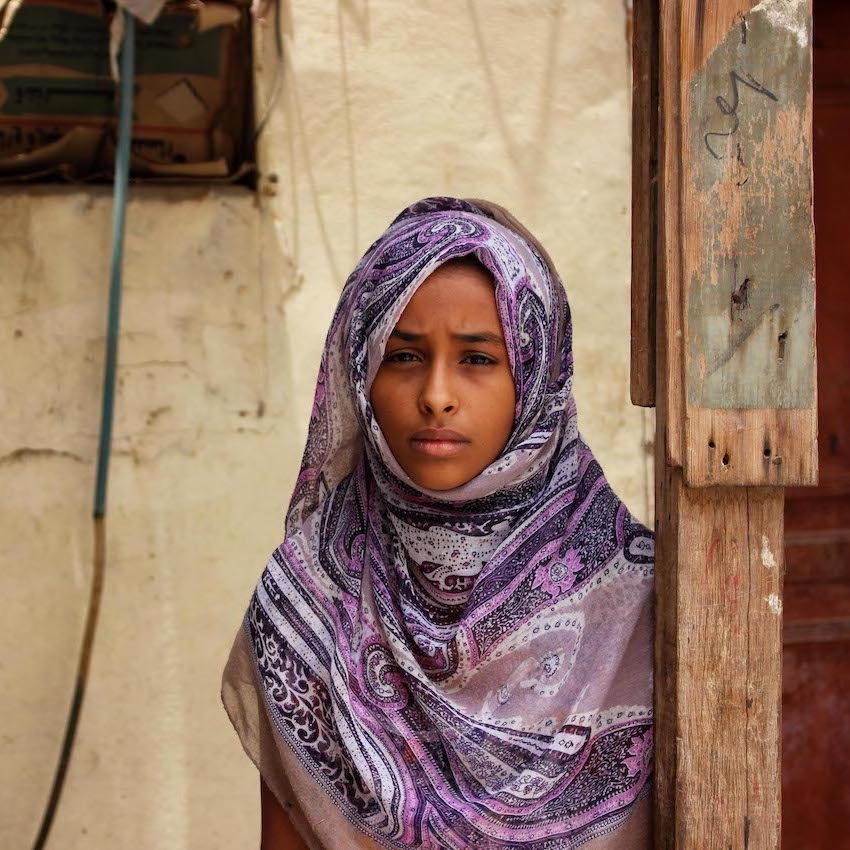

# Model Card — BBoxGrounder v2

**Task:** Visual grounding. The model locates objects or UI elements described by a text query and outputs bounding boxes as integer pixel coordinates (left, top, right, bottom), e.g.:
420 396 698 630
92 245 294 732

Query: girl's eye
463 353 496 366
384 350 420 363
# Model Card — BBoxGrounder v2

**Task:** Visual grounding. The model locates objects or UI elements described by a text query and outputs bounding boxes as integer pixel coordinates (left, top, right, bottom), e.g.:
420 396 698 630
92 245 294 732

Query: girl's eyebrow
391 329 504 345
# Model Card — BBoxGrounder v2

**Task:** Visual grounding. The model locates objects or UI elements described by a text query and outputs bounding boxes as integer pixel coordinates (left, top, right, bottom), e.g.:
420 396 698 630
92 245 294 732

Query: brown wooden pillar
631 1 818 847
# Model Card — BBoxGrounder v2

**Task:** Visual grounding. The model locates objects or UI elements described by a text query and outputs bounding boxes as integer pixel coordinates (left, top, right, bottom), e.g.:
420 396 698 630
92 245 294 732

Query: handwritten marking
705 71 779 159
737 11 749 45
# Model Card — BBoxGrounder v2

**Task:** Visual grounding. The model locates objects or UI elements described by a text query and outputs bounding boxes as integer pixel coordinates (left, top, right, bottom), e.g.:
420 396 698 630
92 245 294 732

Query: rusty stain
145 406 172 426
705 535 720 581
727 573 741 611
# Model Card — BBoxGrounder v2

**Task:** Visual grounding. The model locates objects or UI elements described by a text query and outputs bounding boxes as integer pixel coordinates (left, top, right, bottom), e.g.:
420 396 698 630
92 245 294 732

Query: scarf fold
233 197 653 849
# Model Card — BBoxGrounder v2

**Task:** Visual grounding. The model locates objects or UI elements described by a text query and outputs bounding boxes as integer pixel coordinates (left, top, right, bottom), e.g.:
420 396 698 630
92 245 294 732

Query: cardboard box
0 0 252 180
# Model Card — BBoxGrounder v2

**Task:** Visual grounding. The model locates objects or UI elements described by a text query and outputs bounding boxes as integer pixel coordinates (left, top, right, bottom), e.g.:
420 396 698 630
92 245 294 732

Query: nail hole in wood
778 330 788 362
708 439 716 450
722 453 730 466
763 445 771 458
731 277 751 308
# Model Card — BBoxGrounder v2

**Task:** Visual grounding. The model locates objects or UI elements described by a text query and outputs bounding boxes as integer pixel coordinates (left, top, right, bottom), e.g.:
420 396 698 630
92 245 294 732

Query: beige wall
0 2 650 848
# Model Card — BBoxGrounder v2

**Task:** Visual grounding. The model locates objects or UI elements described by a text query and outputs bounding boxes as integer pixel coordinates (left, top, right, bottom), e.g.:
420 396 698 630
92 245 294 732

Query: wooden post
630 0 659 408
632 1 817 847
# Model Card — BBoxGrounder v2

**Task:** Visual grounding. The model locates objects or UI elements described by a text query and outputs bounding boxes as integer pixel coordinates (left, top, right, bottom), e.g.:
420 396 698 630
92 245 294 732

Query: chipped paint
751 0 809 49
766 593 783 615
760 535 778 569
686 0 814 408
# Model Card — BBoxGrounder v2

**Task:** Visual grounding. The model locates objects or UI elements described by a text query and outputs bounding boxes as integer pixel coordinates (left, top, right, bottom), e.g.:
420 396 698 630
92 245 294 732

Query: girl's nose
419 366 457 416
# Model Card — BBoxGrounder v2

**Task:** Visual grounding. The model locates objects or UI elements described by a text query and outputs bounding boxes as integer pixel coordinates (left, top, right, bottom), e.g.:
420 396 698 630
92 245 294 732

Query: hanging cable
253 0 284 142
31 11 135 850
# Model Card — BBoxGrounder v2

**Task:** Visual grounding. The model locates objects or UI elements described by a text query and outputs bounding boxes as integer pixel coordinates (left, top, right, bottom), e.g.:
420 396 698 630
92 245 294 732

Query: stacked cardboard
0 0 252 181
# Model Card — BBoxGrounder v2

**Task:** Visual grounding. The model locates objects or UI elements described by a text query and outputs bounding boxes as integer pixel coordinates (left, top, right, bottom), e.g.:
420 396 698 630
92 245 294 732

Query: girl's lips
410 438 469 458
410 430 470 458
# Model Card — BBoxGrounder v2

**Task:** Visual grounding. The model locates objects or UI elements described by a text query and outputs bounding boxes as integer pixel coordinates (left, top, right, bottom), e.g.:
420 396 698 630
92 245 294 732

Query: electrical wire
30 11 135 850
253 0 284 142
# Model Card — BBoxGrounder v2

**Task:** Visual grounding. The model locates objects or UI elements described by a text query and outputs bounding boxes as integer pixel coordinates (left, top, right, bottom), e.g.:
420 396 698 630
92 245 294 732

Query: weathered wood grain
652 432 680 850
684 3 814 409
657 0 686 466
686 407 818 486
652 7 800 846
678 0 818 486
744 489 784 850
653 467 784 849
630 0 658 408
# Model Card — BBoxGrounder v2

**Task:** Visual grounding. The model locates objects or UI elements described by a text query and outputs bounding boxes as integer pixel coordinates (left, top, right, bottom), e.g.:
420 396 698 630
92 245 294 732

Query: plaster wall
0 2 650 848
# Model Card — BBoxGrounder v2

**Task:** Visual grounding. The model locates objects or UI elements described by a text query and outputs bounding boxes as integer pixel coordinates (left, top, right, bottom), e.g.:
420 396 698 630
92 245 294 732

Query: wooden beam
655 460 784 850
656 0 687 467
630 0 659 408
650 1 816 847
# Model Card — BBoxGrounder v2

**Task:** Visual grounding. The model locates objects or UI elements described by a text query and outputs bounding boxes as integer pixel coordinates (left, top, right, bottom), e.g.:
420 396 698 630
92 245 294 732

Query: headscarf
223 197 654 849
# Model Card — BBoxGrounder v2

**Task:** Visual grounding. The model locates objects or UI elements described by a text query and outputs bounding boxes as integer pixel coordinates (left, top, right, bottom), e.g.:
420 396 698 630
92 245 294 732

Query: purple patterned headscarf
226 198 654 848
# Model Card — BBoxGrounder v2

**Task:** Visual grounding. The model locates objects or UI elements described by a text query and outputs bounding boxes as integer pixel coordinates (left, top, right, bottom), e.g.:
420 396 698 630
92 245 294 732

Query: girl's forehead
394 263 503 333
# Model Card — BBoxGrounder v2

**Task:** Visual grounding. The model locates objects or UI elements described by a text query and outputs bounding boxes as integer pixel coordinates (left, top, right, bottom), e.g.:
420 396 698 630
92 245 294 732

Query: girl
222 197 654 849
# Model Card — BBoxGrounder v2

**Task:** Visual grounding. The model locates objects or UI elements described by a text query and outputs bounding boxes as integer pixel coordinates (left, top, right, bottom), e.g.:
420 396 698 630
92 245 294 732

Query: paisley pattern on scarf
243 198 653 848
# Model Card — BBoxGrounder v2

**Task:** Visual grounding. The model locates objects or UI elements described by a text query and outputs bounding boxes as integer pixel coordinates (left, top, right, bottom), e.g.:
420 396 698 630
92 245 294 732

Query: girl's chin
404 461 481 492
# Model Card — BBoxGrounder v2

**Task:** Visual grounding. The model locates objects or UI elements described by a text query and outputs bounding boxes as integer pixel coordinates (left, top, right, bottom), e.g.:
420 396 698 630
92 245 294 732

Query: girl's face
370 260 516 491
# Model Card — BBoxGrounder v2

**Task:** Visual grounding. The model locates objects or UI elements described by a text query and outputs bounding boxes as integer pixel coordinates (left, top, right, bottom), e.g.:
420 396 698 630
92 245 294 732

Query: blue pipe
31 12 135 850
95 11 135 517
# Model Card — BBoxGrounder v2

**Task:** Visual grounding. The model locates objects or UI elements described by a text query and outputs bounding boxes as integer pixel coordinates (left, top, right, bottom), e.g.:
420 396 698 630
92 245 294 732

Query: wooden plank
657 0 686 466
686 407 817 486
652 435 680 849
654 9 792 845
654 463 784 849
676 0 818 486
630 0 658 408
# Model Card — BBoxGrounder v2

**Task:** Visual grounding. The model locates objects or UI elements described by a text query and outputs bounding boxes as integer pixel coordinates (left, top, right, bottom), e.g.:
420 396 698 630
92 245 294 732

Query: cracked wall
0 2 649 848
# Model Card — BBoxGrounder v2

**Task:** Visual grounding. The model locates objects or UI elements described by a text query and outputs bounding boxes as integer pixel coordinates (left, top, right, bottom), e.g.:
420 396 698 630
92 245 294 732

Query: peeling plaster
751 0 809 48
